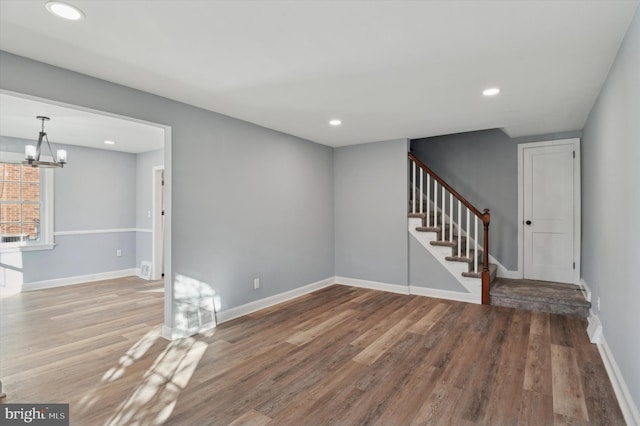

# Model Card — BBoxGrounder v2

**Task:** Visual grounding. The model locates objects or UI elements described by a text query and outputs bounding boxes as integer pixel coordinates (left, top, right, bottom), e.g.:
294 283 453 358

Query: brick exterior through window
0 163 41 241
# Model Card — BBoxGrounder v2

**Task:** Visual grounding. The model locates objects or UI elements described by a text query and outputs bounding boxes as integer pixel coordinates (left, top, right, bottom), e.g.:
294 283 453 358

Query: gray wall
409 234 466 291
334 139 409 285
411 129 581 270
582 5 640 412
135 149 163 269
0 136 137 282
0 51 336 320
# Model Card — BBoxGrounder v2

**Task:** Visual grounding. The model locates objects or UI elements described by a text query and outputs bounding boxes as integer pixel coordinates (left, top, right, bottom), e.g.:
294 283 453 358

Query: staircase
408 153 494 304
408 152 590 317
409 210 497 282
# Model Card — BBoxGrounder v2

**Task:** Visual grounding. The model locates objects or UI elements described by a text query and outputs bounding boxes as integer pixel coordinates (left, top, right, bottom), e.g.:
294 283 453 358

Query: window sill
0 243 55 253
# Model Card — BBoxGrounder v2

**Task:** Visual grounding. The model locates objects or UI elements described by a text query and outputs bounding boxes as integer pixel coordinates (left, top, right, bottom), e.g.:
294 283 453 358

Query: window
0 152 54 251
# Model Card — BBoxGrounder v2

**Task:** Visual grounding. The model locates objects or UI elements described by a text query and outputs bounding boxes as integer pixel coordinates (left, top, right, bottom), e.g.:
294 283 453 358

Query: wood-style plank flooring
0 277 625 425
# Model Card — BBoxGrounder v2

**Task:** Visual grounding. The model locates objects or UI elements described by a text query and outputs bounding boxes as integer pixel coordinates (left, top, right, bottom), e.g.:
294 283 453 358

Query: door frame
151 165 165 280
517 138 581 284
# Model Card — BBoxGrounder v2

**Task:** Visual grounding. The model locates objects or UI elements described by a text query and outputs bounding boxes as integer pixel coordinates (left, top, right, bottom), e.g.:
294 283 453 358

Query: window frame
0 152 55 252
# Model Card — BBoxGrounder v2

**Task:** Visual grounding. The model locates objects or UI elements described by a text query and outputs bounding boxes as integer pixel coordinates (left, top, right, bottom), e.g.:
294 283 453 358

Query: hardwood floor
0 277 625 425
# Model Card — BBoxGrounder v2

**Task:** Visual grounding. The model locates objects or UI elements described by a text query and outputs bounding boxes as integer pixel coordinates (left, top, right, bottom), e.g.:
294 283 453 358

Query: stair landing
490 278 590 317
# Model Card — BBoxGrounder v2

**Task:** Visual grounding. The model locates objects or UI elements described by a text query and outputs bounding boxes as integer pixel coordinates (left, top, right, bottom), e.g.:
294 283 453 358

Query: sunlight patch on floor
105 337 208 425
102 327 162 382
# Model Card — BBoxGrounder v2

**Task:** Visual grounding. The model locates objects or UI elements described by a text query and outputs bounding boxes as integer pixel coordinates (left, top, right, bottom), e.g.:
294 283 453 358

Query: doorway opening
152 166 165 280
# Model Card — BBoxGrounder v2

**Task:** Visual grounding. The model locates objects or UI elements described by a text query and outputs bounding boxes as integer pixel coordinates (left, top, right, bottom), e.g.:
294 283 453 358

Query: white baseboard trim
596 331 640 425
580 278 592 302
23 268 137 291
216 277 336 324
409 286 479 304
493 261 520 279
587 313 602 344
335 276 409 295
161 323 215 341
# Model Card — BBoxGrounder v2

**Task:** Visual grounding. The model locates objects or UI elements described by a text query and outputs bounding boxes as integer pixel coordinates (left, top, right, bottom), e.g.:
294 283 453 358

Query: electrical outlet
254 278 260 289
597 297 601 311
147 210 151 218
116 249 122 257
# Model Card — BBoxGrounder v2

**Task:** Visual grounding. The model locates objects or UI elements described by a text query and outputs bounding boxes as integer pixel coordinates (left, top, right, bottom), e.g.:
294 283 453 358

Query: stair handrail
408 152 491 304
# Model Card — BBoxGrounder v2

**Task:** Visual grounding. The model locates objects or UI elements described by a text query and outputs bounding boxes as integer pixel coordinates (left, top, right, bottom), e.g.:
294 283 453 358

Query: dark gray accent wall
334 139 409 285
582 5 640 413
0 52 335 318
411 129 581 270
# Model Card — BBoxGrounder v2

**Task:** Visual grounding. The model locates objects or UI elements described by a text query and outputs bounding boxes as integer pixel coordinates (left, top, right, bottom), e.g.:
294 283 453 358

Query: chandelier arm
43 133 59 163
35 132 44 161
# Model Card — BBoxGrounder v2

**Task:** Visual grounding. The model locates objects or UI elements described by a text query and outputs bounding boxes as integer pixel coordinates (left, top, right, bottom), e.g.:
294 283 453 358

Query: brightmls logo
1 404 68 425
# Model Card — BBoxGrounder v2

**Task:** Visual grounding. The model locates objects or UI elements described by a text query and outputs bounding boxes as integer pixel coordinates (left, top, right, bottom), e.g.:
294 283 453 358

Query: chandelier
23 116 67 168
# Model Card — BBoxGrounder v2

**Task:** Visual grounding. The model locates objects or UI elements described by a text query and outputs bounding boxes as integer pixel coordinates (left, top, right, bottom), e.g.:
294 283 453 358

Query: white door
522 142 577 283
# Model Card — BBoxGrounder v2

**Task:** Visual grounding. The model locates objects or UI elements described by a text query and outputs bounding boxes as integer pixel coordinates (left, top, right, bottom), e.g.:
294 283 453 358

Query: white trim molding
580 278 592 303
54 228 143 236
335 276 409 295
596 331 640 425
161 323 214 341
23 268 137 291
0 243 55 253
409 286 478 304
216 277 336 324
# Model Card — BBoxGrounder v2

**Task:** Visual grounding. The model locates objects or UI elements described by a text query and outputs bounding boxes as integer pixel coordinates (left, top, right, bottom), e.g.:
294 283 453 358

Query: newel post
482 209 491 305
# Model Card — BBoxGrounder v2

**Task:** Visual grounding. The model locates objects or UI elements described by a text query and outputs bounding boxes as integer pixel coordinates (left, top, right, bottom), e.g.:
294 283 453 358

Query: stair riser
490 296 589 318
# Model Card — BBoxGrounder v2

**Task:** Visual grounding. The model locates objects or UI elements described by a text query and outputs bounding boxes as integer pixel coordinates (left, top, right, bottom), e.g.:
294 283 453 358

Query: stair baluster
474 216 478 274
434 181 438 228
449 193 453 243
457 200 462 257
419 168 423 214
466 209 470 259
408 153 492 304
426 174 431 226
441 186 445 241
412 161 416 214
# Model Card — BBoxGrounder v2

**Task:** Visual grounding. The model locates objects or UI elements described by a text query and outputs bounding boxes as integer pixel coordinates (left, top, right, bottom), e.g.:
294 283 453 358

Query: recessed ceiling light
482 87 501 96
329 119 342 126
45 2 85 21
104 140 116 145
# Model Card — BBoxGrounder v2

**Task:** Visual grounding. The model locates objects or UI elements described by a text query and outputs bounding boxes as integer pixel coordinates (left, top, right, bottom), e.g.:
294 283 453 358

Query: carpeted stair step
462 263 497 283
490 278 590 317
411 214 446 233
408 210 443 227
409 210 495 284
445 249 482 265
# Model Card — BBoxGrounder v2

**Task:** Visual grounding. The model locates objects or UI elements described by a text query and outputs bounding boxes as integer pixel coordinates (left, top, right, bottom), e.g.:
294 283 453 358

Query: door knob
525 220 532 225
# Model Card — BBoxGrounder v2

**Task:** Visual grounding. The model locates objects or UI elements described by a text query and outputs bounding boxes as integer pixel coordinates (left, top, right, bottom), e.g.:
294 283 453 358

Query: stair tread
431 240 456 247
416 226 441 232
445 249 483 263
462 263 497 279
490 278 589 307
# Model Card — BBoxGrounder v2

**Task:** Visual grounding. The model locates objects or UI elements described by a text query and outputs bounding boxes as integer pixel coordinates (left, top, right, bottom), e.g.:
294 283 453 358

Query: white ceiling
0 0 637 147
0 93 164 153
